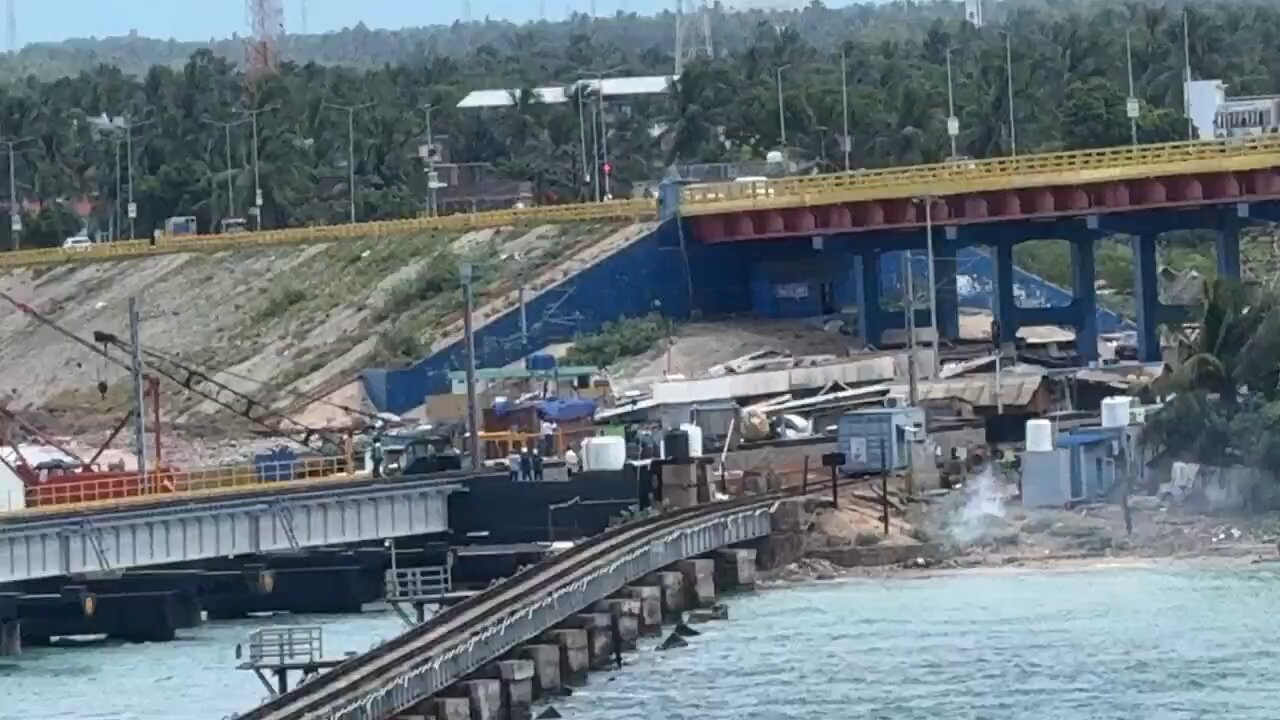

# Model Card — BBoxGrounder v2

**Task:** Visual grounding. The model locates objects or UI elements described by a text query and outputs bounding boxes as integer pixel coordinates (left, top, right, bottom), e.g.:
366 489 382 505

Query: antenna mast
6 0 15 53
674 0 713 76
245 0 284 86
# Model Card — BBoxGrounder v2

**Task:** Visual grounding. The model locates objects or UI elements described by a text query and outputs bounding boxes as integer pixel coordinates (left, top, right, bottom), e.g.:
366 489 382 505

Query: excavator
0 290 390 509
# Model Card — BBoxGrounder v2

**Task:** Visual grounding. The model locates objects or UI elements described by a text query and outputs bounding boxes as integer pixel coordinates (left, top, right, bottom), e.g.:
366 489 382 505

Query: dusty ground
0 221 646 464
610 319 859 390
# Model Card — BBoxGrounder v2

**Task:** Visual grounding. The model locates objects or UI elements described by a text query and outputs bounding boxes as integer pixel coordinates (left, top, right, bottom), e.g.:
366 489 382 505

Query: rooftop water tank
680 423 704 457
526 353 557 371
1026 419 1054 452
1101 396 1132 428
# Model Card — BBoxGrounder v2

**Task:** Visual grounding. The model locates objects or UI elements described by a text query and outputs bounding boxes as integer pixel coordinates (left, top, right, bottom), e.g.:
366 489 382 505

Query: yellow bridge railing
679 135 1280 216
0 197 657 270
1 455 361 517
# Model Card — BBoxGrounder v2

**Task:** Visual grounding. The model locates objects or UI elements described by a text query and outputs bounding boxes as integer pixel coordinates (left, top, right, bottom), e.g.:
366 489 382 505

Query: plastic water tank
663 430 691 461
1101 396 1132 428
582 436 626 471
1026 419 1054 452
680 423 704 457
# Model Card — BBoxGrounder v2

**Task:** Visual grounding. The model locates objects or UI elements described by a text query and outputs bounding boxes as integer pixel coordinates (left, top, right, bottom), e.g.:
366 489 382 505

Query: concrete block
496 660 534 720
639 571 688 617
567 612 611 631
430 697 471 720
459 679 502 720
544 629 589 685
676 558 717 608
623 585 663 635
713 548 758 590
517 644 562 696
586 627 614 670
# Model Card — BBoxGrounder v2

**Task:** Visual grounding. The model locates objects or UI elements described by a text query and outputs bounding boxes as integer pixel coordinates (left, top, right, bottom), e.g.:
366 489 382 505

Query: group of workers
506 444 545 482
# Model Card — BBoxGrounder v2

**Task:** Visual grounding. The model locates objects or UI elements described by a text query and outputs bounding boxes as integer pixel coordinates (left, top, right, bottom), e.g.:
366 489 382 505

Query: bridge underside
681 177 1280 365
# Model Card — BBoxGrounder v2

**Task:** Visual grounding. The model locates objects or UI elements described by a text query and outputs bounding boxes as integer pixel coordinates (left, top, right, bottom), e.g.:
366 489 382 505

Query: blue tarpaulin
492 398 597 422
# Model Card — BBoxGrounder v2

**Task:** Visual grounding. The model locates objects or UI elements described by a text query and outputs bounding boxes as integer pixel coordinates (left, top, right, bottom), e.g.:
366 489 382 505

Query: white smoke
946 466 1008 547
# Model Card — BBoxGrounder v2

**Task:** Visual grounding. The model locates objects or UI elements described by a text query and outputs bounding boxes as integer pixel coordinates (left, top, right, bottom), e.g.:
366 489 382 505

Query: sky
13 0 854 47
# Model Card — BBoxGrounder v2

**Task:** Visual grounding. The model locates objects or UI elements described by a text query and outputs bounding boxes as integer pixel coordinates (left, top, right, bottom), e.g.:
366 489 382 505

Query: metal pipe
460 262 481 472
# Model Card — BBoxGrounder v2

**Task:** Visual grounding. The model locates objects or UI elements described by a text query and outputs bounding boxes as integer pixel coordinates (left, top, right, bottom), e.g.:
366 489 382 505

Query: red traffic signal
602 162 613 176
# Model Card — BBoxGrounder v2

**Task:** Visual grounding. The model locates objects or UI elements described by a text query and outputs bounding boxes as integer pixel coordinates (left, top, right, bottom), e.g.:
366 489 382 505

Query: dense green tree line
0 0 1277 249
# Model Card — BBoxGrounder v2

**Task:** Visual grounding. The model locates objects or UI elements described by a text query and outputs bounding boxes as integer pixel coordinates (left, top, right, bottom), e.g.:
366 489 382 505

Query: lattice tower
674 0 713 76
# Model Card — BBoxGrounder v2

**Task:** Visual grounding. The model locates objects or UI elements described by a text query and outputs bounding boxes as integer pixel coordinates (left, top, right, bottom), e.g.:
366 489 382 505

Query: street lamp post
422 103 440 216
241 105 278 230
119 116 154 240
323 101 375 224
1003 32 1017 157
202 116 250 223
0 135 33 250
945 48 959 158
1125 30 1139 146
841 49 851 171
775 64 791 149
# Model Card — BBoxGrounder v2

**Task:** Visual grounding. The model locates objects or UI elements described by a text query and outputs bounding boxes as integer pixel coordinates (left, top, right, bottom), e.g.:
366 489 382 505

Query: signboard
127 202 137 220
255 189 264 207
9 214 19 232
1126 97 1140 119
774 282 810 300
947 116 960 137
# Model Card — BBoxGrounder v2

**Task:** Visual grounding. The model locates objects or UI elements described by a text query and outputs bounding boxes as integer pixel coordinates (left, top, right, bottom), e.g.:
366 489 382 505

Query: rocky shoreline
758 483 1280 584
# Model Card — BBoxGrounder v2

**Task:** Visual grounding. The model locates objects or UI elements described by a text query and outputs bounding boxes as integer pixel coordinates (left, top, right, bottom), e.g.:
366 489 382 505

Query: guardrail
4 455 358 516
679 135 1280 214
0 198 657 270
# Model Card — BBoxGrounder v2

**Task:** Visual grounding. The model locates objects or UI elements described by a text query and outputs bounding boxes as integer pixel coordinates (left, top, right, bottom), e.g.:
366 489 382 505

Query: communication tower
245 0 284 83
6 0 15 53
674 0 713 76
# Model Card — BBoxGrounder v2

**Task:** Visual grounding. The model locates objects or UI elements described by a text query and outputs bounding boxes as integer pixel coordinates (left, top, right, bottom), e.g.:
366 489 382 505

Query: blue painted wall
360 220 1137 413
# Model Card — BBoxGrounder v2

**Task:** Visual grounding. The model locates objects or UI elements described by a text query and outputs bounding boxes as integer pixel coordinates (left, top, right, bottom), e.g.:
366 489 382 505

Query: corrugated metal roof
457 76 673 109
456 86 568 109
902 373 1046 408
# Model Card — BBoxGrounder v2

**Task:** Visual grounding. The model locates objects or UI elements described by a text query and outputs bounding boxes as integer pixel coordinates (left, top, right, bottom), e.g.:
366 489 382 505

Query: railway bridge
234 492 777 720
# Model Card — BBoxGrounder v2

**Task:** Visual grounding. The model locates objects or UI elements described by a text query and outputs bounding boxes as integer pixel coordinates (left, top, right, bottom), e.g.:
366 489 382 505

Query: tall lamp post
422 103 441 216
945 48 959 158
323 101 375 224
840 49 851 171
0 135 33 250
775 63 791 149
240 104 278 230
1125 30 1139 146
202 116 250 224
1001 31 1017 157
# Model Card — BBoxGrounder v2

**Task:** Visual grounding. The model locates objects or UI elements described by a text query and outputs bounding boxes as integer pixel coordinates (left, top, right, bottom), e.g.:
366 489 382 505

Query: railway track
237 478 851 720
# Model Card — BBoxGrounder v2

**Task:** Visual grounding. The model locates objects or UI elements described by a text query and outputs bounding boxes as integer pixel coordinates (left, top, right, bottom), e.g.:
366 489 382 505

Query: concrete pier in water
410 549 758 719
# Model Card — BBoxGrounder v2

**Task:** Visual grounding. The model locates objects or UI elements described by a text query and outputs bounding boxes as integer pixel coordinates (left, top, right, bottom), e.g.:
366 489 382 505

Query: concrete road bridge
233 491 779 720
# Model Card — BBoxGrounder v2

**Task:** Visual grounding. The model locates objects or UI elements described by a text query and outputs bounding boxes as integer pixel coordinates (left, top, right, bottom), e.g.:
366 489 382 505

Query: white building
965 0 984 27
1186 79 1280 140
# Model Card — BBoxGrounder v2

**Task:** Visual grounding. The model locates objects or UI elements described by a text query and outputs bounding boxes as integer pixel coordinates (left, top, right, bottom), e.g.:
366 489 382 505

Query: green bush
259 283 309 318
563 313 669 368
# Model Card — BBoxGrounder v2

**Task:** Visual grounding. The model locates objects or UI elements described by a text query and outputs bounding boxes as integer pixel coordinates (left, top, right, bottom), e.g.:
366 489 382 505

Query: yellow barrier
5 455 360 516
679 135 1280 215
0 198 657 270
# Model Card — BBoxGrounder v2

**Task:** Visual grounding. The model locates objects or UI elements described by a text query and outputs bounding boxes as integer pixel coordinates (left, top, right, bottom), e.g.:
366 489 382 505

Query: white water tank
1026 419 1054 452
582 436 626 471
680 423 704 457
1101 396 1133 428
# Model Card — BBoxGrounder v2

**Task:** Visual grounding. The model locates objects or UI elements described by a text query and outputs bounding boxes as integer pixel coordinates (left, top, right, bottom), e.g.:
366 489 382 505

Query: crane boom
1 290 338 449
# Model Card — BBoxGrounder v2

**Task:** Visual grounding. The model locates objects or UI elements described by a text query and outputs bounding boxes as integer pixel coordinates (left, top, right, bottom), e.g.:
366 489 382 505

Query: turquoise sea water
4 561 1279 719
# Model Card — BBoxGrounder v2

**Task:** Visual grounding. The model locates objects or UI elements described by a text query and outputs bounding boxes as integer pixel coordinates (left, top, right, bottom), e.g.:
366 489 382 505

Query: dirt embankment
760 476 1280 583
1 221 640 464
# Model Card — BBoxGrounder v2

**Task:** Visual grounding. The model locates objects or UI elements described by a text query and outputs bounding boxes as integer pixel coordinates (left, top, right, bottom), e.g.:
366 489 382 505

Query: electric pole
239 104 278 229
323 101 374 224
460 262 481 472
0 135 33 250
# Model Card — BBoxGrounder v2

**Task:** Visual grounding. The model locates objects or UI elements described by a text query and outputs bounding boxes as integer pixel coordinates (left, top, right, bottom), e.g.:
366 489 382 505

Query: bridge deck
2 138 1276 269
680 136 1280 216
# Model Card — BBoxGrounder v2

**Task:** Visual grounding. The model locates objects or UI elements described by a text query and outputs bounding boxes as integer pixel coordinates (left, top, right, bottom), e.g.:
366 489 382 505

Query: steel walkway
2 137 1276 269
235 493 781 720
0 477 456 583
